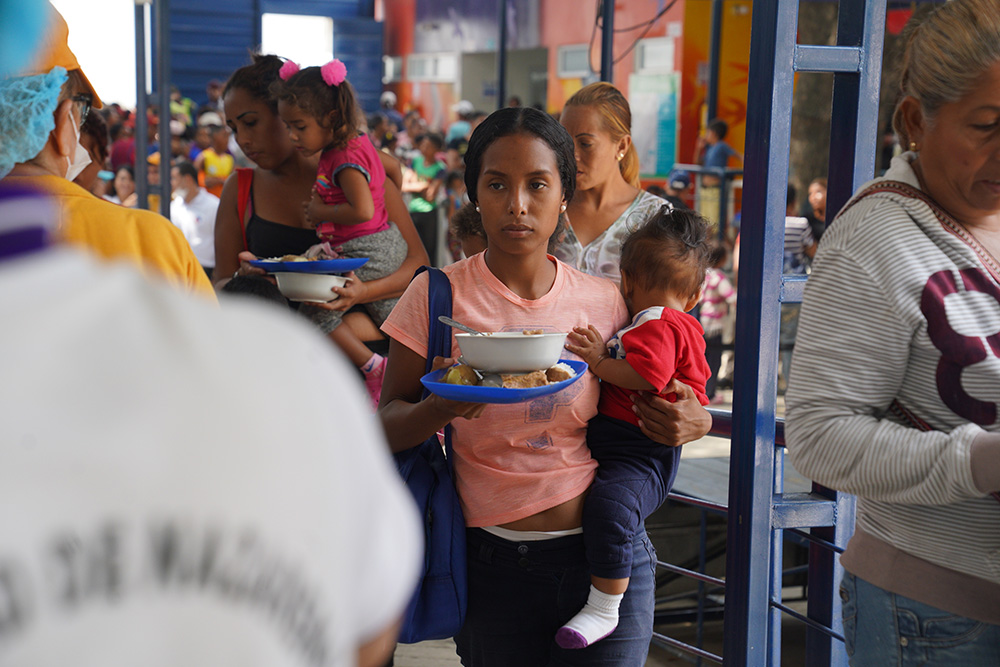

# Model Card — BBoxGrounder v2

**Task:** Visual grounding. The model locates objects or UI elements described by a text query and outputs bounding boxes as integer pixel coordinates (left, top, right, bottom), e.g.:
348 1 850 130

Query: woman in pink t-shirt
380 108 656 665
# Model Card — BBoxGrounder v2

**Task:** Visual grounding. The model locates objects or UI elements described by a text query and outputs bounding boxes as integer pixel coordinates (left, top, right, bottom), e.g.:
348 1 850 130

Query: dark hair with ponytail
269 66 362 151
464 107 576 205
223 53 284 112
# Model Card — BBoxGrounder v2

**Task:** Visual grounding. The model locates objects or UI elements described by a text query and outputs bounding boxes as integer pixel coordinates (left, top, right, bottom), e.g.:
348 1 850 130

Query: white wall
51 0 138 108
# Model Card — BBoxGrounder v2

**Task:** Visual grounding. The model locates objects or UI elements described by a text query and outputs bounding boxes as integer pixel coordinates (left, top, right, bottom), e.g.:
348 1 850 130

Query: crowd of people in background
4 0 999 664
72 69 833 403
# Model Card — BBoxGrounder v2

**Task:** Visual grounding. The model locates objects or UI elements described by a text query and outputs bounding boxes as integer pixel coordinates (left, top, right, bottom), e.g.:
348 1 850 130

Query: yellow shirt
6 174 215 300
199 149 234 198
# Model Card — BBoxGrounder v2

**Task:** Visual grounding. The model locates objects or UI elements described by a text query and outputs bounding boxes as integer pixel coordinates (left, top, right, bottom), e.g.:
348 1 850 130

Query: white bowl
274 273 348 303
456 332 568 372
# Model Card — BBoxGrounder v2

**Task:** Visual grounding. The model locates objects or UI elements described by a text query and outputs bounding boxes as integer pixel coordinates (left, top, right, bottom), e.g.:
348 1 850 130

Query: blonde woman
555 82 669 286
556 81 711 452
786 0 1000 662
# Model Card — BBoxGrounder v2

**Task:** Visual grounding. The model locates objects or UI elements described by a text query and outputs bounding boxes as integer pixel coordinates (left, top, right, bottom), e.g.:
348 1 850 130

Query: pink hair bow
278 60 300 81
321 59 347 86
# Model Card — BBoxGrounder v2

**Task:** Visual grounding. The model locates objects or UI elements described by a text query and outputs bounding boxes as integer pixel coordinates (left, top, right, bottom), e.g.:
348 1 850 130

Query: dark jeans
584 414 681 580
455 526 656 666
841 572 1000 665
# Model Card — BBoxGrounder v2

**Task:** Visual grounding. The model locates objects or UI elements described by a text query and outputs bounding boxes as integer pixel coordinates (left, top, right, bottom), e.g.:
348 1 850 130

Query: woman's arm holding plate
379 338 485 454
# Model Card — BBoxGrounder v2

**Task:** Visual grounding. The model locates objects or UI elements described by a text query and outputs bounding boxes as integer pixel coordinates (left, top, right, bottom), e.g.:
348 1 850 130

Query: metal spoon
438 315 487 336
457 355 485 383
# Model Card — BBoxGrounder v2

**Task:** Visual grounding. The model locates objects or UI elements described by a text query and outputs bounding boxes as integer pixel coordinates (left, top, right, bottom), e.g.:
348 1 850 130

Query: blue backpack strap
413 265 453 376
412 265 456 469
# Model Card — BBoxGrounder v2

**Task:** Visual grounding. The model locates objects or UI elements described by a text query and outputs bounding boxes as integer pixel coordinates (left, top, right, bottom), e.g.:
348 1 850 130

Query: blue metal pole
706 0 723 120
155 0 171 219
826 0 886 219
722 0 798 663
134 1 149 211
769 449 785 666
600 0 614 83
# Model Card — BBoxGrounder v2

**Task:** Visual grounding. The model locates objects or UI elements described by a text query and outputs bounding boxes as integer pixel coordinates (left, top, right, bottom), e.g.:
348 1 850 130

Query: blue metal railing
668 163 743 241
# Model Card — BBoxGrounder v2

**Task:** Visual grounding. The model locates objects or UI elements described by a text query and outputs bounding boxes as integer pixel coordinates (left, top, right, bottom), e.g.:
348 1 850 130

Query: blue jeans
455 527 656 666
841 572 1000 666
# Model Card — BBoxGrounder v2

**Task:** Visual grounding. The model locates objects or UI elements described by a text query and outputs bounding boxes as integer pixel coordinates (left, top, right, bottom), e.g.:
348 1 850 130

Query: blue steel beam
156 0 171 219
793 45 861 73
600 0 614 83
135 2 149 211
722 0 797 662
805 0 885 663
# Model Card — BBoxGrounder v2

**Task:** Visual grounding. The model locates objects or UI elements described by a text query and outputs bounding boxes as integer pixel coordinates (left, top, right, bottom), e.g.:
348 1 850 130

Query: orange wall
680 0 751 166
381 0 418 115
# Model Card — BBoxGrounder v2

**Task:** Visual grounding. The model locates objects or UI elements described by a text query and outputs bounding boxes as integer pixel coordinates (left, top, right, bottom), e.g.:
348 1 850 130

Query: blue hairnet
0 67 67 179
0 0 48 78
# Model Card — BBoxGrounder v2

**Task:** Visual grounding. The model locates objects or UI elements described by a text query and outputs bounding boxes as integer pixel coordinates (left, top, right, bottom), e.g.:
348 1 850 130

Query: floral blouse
552 190 670 286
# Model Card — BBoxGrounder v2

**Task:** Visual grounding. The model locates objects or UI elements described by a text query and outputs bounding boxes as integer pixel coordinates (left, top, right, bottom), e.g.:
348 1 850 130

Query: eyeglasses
71 93 93 128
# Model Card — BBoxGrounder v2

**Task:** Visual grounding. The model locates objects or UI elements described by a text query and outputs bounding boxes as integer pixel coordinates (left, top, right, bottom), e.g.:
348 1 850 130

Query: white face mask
65 121 92 182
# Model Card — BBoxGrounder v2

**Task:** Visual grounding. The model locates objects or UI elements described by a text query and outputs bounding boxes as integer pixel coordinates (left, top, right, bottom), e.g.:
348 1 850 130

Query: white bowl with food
274 272 348 303
456 331 568 373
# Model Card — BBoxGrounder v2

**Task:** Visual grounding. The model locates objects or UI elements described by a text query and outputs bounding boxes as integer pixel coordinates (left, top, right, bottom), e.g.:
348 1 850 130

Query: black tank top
244 180 317 259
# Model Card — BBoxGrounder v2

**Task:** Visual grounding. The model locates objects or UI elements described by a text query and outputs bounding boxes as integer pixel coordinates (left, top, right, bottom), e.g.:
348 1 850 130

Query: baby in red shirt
562 206 712 649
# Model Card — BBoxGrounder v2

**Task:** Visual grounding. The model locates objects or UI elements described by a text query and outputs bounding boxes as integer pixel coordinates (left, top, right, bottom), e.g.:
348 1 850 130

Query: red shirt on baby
599 306 711 425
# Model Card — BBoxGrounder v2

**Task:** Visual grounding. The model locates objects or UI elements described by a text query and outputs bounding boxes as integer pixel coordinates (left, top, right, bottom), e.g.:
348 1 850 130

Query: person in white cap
379 90 404 131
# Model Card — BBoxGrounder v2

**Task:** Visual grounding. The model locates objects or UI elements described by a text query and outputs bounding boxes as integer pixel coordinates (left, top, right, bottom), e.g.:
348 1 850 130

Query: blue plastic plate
420 359 588 404
248 257 369 274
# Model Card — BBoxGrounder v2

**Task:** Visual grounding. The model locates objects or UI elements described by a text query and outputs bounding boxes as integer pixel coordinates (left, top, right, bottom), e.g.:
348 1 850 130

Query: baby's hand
565 325 609 370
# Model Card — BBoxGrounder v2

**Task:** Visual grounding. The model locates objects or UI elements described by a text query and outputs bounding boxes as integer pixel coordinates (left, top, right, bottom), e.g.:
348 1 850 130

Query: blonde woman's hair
565 82 640 188
892 0 1000 147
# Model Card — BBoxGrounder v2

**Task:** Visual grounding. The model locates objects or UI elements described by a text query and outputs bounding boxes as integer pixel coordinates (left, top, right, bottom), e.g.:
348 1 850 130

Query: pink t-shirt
315 134 389 245
599 306 711 425
381 252 629 527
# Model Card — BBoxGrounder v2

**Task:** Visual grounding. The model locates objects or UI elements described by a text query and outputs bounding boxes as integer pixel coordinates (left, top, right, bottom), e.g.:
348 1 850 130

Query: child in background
694 118 743 232
403 132 446 264
449 200 486 259
194 125 234 197
699 240 736 403
562 207 712 649
270 59 408 407
444 170 469 262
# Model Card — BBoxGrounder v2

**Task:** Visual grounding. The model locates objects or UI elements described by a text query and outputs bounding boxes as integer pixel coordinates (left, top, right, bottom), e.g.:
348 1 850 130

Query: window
635 37 675 74
557 44 592 78
261 13 333 67
406 54 457 82
383 55 403 83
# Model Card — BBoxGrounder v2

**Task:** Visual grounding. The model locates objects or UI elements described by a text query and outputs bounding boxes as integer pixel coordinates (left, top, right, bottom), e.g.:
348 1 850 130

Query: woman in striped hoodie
786 0 1000 663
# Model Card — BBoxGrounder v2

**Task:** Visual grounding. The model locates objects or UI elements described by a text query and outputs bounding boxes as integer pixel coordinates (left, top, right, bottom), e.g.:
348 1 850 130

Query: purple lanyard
0 227 48 262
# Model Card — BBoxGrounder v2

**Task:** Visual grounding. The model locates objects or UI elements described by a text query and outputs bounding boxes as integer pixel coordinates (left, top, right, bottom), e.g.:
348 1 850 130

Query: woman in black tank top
213 55 429 349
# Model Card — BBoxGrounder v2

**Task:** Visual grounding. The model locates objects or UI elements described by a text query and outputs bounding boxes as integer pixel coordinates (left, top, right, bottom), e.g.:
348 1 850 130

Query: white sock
360 353 383 375
555 585 624 649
